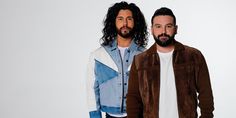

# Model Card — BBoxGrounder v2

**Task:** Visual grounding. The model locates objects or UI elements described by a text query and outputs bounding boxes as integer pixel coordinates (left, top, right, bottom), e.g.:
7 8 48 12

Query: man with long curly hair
86 1 148 118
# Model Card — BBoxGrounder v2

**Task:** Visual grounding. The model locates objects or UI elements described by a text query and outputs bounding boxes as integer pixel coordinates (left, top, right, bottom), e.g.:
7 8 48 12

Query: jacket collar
146 40 185 55
104 38 144 52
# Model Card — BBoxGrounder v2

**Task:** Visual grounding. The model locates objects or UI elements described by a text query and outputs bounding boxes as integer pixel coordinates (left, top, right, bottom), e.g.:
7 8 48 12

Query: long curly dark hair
101 1 148 47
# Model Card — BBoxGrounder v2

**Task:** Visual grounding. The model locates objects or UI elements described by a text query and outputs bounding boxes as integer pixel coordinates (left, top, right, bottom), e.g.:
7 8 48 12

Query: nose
123 19 127 26
162 27 167 34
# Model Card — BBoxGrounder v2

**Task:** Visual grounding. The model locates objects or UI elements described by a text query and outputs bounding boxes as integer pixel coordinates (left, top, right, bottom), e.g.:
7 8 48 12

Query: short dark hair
101 1 148 47
151 7 176 25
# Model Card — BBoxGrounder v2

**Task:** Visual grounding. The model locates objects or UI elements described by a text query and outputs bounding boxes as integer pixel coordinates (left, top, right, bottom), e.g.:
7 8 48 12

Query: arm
127 56 143 118
196 52 214 118
86 53 102 118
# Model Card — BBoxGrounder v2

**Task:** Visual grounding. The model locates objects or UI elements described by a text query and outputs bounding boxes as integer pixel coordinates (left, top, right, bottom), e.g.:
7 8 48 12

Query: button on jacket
127 41 214 118
87 40 145 118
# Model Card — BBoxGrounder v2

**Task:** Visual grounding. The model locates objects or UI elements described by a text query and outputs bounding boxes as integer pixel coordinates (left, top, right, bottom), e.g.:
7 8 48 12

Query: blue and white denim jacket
86 40 145 118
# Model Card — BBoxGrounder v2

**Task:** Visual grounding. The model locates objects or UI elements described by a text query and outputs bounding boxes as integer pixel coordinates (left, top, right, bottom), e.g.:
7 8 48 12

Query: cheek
166 30 175 35
128 21 134 27
152 30 161 36
169 28 177 34
115 22 122 28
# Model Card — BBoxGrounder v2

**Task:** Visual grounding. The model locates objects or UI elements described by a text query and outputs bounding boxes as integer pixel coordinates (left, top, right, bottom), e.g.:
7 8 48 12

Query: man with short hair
127 7 214 118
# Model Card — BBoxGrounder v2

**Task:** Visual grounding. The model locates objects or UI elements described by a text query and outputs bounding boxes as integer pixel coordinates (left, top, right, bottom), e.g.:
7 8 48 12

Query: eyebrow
154 23 174 26
127 16 133 18
166 23 174 25
116 16 133 18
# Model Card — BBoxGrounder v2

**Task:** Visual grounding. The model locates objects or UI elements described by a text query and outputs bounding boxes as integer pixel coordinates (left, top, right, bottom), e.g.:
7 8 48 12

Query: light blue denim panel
89 110 102 118
99 76 121 107
94 59 118 85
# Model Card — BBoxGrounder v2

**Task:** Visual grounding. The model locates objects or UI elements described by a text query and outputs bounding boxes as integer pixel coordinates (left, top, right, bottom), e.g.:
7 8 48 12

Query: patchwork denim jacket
86 40 145 118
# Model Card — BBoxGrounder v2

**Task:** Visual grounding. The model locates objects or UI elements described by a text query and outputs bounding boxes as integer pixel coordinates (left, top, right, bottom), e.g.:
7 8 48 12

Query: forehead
117 9 133 17
153 15 174 24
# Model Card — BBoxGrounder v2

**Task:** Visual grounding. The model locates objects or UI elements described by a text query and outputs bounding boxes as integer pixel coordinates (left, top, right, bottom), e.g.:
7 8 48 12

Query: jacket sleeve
127 56 143 118
196 52 214 118
86 52 102 118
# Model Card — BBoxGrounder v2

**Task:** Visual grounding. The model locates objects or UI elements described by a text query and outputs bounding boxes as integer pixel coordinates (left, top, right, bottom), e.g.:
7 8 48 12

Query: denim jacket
86 40 145 118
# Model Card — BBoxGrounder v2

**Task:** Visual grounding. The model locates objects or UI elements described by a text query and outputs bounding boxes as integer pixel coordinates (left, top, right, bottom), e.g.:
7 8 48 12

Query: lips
159 36 168 41
121 27 130 34
121 27 129 30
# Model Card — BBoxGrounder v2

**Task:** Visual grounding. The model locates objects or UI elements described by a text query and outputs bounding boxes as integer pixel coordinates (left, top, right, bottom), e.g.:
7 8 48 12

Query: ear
175 25 178 34
151 26 154 35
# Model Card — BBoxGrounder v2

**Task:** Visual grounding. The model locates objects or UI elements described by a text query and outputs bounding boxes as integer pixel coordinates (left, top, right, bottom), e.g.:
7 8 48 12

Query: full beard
117 26 134 38
153 33 175 47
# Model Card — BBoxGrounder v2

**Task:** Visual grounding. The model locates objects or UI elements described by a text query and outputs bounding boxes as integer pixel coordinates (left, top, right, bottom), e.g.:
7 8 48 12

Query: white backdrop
1 0 236 118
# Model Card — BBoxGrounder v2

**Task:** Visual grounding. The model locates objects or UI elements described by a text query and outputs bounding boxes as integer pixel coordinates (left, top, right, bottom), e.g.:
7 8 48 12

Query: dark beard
117 26 134 38
153 33 175 47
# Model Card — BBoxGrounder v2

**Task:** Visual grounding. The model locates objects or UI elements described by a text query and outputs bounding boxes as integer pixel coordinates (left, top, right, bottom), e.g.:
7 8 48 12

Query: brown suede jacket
127 41 214 118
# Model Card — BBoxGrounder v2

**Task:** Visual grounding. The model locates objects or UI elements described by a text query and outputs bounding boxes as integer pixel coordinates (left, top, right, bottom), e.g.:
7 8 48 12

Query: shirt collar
107 38 143 52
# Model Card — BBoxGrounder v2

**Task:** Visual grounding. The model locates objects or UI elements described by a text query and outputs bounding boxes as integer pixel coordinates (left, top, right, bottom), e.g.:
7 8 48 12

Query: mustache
157 33 171 38
120 26 132 30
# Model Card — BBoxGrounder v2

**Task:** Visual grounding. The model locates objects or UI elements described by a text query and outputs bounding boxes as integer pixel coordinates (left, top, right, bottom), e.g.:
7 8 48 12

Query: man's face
152 15 177 47
115 9 134 38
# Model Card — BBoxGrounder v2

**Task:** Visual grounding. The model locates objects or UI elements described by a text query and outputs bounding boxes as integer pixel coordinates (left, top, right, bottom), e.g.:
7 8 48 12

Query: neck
117 35 132 47
156 44 174 53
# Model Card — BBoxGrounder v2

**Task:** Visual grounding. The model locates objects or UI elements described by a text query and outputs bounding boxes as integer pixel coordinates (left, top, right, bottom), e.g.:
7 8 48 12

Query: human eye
117 17 123 21
154 25 161 29
166 24 174 28
127 17 133 21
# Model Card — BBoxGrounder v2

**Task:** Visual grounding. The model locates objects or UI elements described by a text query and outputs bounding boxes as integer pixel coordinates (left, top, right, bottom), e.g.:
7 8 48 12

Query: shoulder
88 46 108 60
90 46 106 55
134 43 156 61
135 49 150 59
183 45 204 57
181 44 207 65
131 48 155 69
